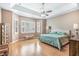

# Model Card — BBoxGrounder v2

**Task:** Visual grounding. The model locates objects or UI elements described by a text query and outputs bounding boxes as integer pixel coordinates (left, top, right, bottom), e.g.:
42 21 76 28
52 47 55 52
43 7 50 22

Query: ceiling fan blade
41 11 46 14
45 14 48 16
46 10 52 13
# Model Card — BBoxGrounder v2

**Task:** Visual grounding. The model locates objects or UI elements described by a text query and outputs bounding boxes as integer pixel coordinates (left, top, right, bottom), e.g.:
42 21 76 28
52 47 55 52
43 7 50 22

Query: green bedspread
39 31 68 50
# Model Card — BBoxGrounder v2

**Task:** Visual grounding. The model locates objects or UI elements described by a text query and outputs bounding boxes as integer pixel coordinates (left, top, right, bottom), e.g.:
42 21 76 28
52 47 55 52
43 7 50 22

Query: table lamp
73 24 79 38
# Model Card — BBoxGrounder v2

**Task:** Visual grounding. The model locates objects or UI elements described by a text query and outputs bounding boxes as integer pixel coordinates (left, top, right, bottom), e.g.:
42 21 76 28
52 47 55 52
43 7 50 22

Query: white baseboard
10 39 19 44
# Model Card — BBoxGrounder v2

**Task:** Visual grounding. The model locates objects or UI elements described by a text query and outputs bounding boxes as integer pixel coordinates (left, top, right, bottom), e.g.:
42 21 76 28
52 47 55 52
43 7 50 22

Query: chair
0 44 9 56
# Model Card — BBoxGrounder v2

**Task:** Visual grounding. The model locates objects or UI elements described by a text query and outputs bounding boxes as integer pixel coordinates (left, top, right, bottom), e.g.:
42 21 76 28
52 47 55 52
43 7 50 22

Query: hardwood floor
8 39 69 56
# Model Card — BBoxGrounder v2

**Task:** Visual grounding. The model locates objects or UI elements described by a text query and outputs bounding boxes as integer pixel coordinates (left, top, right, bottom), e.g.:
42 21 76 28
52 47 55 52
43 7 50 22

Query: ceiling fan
40 3 52 17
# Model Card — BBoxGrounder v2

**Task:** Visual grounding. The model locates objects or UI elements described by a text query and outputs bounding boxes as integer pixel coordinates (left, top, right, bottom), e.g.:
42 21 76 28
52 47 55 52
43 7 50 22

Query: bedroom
0 3 79 56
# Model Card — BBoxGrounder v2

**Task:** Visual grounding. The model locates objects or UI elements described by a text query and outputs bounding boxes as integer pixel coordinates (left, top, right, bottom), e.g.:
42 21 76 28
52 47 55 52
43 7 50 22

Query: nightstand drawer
69 40 76 56
69 38 79 56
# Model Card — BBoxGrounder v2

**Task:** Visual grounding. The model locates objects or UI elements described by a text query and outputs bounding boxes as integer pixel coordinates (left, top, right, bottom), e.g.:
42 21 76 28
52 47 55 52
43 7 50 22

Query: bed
39 31 69 50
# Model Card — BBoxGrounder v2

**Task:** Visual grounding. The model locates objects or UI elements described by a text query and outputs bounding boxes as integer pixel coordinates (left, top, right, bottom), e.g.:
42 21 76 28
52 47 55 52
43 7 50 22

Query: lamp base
75 32 79 39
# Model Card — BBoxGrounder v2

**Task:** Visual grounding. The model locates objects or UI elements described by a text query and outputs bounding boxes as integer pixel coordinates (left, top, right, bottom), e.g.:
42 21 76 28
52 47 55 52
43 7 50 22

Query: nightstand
69 37 79 56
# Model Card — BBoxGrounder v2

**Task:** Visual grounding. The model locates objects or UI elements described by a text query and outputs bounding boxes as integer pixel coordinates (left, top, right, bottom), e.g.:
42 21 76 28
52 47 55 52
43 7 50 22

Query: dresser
69 37 79 56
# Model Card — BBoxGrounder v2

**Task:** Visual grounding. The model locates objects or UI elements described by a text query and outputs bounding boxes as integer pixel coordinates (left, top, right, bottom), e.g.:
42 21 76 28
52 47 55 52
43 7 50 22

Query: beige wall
2 9 12 42
42 19 47 34
0 8 1 23
0 8 2 44
47 10 79 33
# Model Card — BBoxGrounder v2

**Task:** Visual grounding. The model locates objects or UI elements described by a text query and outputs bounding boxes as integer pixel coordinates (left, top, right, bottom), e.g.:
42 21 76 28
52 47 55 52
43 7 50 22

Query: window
21 20 35 33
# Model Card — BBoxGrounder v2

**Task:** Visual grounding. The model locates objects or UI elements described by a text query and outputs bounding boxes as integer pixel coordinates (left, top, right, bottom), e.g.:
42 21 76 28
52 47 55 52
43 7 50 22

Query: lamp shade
73 24 78 29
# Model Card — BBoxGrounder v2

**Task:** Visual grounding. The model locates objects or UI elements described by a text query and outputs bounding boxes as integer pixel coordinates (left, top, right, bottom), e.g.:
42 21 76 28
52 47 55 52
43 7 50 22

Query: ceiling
19 3 66 13
0 3 78 19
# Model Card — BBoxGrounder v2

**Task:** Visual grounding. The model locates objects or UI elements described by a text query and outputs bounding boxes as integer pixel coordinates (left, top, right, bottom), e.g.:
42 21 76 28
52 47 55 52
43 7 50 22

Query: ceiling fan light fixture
41 14 46 17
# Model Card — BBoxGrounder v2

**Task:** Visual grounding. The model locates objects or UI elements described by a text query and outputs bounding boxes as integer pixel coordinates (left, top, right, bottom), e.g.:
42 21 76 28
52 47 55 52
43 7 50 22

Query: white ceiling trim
12 9 42 19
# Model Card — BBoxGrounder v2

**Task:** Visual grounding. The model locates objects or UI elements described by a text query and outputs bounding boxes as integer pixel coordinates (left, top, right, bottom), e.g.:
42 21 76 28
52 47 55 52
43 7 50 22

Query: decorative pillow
49 31 66 35
48 32 57 34
56 32 66 35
